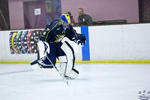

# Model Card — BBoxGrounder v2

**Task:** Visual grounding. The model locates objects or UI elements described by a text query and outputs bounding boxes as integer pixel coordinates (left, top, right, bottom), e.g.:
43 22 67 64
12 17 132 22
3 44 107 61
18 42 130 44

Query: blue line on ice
0 69 33 75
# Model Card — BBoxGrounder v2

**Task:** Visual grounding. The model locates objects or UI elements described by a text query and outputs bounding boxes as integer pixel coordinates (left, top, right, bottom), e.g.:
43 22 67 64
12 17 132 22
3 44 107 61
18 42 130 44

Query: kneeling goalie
31 13 86 80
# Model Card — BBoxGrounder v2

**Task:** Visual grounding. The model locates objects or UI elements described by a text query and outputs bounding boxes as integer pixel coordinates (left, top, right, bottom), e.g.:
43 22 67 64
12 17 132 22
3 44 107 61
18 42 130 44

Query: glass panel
139 0 150 22
0 0 10 30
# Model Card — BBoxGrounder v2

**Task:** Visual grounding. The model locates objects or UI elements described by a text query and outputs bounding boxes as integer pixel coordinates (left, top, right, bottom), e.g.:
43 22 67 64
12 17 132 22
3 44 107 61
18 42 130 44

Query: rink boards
0 23 150 64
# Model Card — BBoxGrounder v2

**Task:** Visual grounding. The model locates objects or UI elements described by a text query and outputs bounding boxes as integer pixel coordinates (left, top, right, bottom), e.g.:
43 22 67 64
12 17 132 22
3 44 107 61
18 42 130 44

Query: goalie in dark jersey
36 13 86 79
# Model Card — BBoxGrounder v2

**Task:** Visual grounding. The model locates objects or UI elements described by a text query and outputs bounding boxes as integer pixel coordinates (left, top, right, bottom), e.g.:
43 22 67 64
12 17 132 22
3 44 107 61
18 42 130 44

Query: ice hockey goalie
34 13 86 80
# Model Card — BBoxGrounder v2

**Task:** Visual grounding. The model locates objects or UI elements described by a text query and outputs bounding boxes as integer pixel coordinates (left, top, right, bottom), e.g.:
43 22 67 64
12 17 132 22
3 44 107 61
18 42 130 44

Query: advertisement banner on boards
9 30 43 54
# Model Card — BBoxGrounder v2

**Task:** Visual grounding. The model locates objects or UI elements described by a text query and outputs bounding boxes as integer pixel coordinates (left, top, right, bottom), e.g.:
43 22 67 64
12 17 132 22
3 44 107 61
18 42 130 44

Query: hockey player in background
33 13 86 80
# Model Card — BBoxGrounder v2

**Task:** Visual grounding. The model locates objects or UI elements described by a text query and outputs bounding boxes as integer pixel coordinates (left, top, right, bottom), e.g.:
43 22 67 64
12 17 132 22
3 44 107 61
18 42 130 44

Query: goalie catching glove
72 33 86 46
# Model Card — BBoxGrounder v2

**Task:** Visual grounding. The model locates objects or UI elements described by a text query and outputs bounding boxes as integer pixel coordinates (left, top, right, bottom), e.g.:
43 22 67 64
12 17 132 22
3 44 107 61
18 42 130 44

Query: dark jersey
40 19 76 44
78 14 93 26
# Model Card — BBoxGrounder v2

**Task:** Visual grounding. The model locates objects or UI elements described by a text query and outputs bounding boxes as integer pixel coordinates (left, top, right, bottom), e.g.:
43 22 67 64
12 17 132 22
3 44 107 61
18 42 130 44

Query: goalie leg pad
37 57 53 68
61 42 74 76
69 69 79 79
37 41 50 59
57 56 67 75
60 40 79 79
58 55 79 79
37 41 52 68
61 37 79 53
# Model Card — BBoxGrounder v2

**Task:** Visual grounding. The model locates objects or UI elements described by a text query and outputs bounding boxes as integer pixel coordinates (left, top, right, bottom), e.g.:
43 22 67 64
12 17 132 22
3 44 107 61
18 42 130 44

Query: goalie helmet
60 13 71 25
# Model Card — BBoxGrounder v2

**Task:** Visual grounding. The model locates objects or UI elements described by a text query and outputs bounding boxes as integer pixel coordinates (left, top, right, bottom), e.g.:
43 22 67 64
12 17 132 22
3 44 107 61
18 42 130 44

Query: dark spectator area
92 20 127 25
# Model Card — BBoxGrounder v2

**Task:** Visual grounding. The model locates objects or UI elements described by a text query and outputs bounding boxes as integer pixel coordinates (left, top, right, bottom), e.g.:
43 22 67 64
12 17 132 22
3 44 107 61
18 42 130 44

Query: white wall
89 23 150 61
0 23 150 62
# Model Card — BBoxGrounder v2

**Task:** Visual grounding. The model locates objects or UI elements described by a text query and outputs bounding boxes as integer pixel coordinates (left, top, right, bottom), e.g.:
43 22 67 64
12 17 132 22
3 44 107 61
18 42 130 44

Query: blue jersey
40 19 76 44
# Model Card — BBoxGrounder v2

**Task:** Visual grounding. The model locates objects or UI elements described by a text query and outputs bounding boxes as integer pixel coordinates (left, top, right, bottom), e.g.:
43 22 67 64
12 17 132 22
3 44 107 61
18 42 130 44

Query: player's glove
72 34 86 45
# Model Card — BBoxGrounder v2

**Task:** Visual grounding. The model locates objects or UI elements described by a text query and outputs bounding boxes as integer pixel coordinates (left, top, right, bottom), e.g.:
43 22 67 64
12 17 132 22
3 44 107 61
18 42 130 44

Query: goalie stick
30 57 69 85
30 59 38 65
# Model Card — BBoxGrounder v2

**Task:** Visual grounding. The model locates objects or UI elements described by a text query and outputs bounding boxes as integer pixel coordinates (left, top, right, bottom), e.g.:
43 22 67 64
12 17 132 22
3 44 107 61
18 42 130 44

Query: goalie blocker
36 37 79 79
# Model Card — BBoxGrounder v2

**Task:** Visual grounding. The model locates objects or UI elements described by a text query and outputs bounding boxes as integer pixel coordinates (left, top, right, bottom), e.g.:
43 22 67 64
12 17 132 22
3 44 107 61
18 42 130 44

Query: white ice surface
0 64 150 100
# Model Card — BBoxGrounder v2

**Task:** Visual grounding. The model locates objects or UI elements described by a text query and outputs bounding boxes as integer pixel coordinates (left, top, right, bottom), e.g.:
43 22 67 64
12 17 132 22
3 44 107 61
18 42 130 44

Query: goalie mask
60 13 71 25
60 13 71 30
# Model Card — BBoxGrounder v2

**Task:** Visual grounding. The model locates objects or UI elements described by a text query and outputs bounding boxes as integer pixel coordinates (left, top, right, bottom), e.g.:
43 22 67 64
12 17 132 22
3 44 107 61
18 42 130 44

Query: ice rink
0 64 150 100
